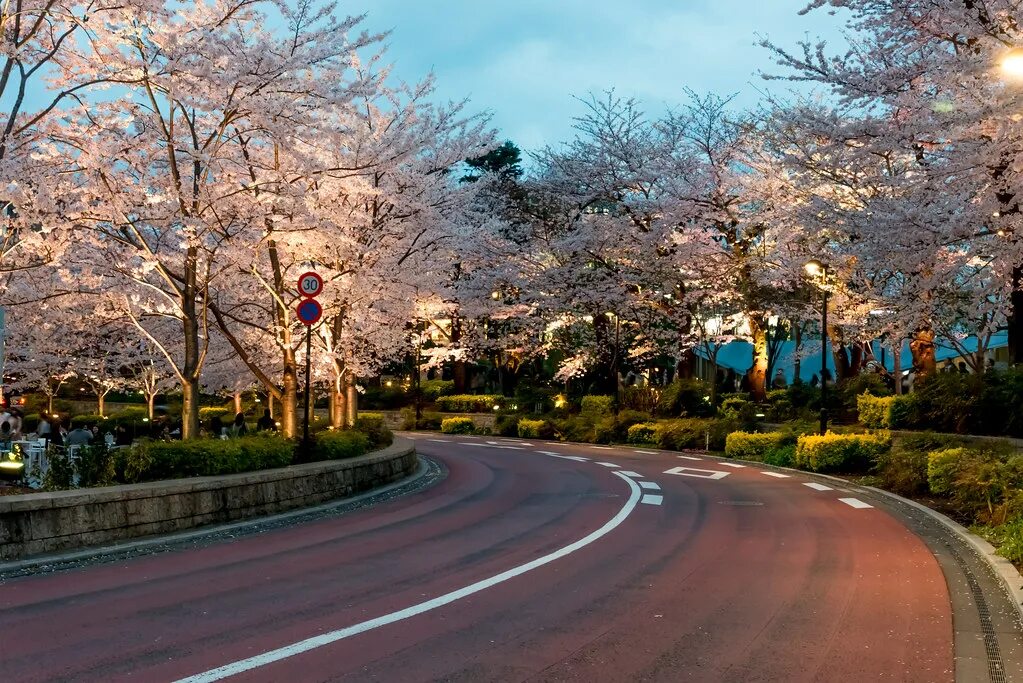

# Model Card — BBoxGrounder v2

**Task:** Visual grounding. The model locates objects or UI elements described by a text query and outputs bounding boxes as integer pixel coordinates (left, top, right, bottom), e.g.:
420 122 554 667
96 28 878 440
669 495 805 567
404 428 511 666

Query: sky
346 1 848 152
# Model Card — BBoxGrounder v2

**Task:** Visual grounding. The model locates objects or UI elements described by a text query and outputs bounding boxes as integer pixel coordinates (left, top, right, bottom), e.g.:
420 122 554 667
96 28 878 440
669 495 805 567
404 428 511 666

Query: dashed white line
173 472 645 683
539 452 590 462
634 450 658 455
677 455 703 461
618 471 643 478
597 462 621 468
761 472 790 478
590 446 613 450
839 497 874 509
639 481 660 490
719 462 747 468
426 439 452 443
803 482 834 491
640 494 663 506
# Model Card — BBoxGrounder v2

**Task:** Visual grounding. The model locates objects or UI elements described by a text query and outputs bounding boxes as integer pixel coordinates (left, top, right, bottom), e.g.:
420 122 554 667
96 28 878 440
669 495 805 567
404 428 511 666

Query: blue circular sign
296 298 322 325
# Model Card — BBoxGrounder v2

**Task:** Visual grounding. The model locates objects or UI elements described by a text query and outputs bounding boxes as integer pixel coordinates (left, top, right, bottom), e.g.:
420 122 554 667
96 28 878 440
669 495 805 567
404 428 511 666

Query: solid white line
634 450 657 455
761 471 790 478
175 475 643 683
839 497 874 509
640 494 663 506
426 439 452 443
803 482 833 491
677 455 703 461
617 471 642 478
639 481 660 490
597 462 621 468
455 442 481 447
591 446 613 450
719 462 746 468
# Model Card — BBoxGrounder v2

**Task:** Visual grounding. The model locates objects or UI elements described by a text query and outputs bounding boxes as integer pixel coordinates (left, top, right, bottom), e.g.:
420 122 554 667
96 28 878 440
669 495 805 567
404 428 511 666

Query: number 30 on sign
297 271 323 298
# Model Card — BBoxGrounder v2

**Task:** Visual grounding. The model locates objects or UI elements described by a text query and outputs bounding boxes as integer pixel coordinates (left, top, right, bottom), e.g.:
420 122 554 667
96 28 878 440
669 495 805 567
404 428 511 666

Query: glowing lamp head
1001 49 1023 79
804 259 826 277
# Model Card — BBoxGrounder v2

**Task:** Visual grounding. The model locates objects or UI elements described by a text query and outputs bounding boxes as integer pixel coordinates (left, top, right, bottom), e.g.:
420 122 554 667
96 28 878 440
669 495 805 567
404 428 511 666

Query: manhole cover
717 500 764 506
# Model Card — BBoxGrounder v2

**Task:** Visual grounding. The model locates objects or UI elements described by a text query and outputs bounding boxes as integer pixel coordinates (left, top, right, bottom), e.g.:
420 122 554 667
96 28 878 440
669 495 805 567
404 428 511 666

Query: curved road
0 435 967 681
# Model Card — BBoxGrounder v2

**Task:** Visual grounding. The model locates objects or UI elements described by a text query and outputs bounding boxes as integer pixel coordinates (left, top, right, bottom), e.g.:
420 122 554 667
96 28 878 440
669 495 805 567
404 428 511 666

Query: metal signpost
296 272 324 450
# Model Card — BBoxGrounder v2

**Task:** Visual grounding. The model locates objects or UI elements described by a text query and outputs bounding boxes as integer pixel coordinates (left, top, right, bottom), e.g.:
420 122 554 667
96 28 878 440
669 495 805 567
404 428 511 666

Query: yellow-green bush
926 447 966 496
580 395 614 417
436 395 504 412
517 419 547 438
314 429 371 461
441 417 476 434
627 422 659 444
794 431 891 472
857 393 896 428
725 432 786 461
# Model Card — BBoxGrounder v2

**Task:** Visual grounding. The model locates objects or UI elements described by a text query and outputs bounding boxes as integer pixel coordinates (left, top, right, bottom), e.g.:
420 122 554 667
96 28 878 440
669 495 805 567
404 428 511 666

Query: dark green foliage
420 379 456 400
764 390 794 422
840 373 891 407
580 395 614 417
462 141 523 181
494 414 520 436
75 445 117 488
436 395 504 412
314 430 371 461
71 414 104 428
655 418 732 451
354 414 392 447
593 410 649 444
553 415 597 443
123 435 297 483
42 448 75 490
873 432 964 497
654 379 712 417
361 385 411 410
763 444 796 468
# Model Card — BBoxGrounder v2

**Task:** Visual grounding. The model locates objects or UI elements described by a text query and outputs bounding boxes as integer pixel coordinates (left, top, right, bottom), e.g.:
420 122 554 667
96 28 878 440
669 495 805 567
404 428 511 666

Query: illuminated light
755 413 766 418
554 395 568 408
254 398 261 403
493 405 501 411
491 291 501 300
275 421 282 427
804 259 825 277
993 211 1001 217
1001 48 1023 79
385 381 393 387
142 418 150 422
0 461 24 470
998 229 1007 236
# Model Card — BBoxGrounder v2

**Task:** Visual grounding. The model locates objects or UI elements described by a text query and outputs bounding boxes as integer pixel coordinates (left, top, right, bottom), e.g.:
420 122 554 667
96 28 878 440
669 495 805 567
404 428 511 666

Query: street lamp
1001 48 1023 80
805 259 829 435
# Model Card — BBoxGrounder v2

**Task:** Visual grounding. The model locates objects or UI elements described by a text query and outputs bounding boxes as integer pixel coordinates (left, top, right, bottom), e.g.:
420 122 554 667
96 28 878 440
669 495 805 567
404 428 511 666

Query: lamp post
805 259 829 435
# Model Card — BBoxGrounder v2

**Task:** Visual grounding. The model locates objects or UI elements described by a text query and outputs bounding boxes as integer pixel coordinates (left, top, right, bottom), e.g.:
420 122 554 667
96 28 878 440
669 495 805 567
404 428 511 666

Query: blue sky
348 1 847 151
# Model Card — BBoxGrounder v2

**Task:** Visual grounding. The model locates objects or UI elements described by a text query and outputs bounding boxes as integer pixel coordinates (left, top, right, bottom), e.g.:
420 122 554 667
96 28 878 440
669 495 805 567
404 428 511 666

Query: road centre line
803 482 834 491
173 474 644 683
426 439 451 443
761 472 790 478
677 455 703 461
839 497 874 509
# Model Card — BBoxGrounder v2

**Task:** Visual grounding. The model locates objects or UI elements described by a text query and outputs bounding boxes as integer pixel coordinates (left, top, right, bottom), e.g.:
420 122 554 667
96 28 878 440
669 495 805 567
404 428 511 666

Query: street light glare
1001 49 1023 79
804 259 825 277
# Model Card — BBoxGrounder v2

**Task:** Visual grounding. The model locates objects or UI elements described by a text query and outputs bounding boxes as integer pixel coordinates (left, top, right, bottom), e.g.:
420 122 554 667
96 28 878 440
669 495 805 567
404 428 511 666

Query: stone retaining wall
0 438 417 562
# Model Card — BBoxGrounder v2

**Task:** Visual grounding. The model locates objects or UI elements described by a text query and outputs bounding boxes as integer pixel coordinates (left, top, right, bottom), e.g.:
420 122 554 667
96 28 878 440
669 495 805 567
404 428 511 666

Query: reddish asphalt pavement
0 435 954 682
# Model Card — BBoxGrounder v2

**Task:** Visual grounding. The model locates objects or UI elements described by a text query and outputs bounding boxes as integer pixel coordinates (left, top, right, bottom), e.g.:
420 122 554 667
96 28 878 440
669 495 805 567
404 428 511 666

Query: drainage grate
958 551 1008 683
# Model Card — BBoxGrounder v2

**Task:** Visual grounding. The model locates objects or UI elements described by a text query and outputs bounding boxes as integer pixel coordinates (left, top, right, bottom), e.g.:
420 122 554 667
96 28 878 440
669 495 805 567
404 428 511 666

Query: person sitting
771 368 787 389
114 425 132 447
229 412 248 438
66 424 94 447
256 409 276 432
0 420 12 447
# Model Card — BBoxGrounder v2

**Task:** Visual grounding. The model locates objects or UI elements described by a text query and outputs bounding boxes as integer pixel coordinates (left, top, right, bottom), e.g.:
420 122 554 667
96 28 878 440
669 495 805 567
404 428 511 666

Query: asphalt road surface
0 435 968 682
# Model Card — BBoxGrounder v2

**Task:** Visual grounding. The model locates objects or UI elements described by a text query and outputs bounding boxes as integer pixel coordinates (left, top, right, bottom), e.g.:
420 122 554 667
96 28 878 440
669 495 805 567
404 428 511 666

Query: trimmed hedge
436 395 503 412
441 417 476 434
420 379 455 400
314 429 371 461
517 419 548 438
725 432 785 461
794 431 891 473
654 418 735 451
354 413 392 447
122 435 297 483
71 414 105 428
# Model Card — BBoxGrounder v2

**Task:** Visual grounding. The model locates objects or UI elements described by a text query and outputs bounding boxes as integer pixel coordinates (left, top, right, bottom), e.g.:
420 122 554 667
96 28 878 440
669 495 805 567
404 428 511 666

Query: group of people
205 410 277 439
0 408 135 450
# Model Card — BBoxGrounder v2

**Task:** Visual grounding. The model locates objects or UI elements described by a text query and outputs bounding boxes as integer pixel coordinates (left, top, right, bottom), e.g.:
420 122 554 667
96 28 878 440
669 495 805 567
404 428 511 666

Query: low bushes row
724 429 892 473
440 417 476 434
436 394 504 413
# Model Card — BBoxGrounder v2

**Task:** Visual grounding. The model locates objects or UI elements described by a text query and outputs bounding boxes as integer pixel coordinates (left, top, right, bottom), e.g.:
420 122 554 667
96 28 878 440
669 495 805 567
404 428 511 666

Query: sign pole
303 325 312 451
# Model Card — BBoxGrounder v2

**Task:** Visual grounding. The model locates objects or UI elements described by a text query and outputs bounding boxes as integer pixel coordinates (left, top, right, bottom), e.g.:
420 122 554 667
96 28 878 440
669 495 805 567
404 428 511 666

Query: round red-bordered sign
296 298 323 326
297 271 324 298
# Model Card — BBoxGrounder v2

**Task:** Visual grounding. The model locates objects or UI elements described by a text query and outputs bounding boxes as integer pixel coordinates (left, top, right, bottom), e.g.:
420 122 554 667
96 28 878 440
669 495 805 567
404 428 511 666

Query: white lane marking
761 472 790 478
174 475 644 683
426 439 452 443
544 442 562 446
456 442 481 447
538 451 589 462
663 466 730 480
591 446 613 450
618 471 643 478
803 482 834 491
719 462 746 468
597 462 621 468
839 497 874 509
493 446 525 450
640 494 663 506
486 441 500 445
639 481 660 490
677 455 703 461
634 450 658 455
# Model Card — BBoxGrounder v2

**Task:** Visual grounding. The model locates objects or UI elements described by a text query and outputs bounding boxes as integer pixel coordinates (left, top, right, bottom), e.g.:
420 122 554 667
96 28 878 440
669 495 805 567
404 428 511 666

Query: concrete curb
0 439 423 572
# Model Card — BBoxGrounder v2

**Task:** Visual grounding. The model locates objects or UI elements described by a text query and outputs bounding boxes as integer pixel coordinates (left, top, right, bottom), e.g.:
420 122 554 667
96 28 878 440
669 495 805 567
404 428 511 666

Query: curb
0 447 428 575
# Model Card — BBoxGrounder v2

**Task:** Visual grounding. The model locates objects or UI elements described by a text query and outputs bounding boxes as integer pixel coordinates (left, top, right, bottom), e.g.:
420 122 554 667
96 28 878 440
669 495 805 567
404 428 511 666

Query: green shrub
841 373 891 406
314 429 371 461
983 516 1023 565
420 379 456 400
441 417 476 434
857 393 894 429
794 431 892 473
654 418 708 451
517 419 548 438
725 432 785 461
199 406 232 422
719 396 760 429
123 435 296 483
42 447 75 490
926 448 966 496
627 422 659 444
655 379 712 417
765 390 794 422
354 413 392 447
580 395 614 417
436 395 504 412
764 443 796 468
874 432 964 496
494 414 520 436
75 444 117 487
71 414 104 428
593 410 649 444
887 394 917 428
400 408 443 431
553 415 596 443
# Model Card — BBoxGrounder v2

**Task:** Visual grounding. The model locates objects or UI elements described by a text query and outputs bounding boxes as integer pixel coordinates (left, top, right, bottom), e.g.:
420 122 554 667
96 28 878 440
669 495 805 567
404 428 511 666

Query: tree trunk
345 377 357 427
181 377 200 441
97 393 105 417
147 393 155 420
233 391 242 415
792 321 802 382
676 348 696 379
893 340 903 395
909 327 937 378
1010 264 1023 365
180 245 201 440
747 316 769 401
451 315 467 393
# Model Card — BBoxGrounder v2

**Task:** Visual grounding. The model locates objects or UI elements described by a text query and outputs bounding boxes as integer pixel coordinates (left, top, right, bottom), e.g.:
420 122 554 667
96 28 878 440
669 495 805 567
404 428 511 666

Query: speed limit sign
297 271 323 298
